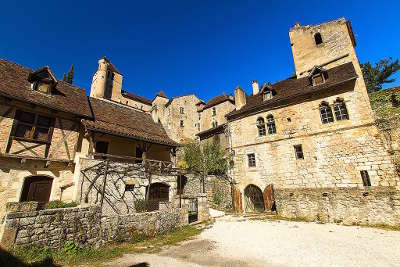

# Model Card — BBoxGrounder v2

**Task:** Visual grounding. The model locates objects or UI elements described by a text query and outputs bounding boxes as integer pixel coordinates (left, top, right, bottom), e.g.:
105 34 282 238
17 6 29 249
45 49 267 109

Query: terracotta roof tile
121 90 152 105
203 93 234 110
84 97 177 146
227 62 358 120
0 58 92 118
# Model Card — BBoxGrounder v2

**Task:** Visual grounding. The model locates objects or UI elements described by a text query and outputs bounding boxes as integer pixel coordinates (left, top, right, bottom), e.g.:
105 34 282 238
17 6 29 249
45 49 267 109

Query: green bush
45 200 77 209
62 240 79 254
212 190 223 206
134 199 148 212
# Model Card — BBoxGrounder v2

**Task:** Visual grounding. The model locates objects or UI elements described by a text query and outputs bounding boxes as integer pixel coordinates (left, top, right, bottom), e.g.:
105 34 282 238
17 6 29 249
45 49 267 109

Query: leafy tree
361 57 400 93
182 140 228 192
66 65 74 84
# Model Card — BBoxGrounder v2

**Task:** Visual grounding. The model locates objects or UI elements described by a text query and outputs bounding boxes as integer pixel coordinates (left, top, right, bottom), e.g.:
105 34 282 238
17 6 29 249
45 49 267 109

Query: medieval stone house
225 18 399 217
0 58 180 219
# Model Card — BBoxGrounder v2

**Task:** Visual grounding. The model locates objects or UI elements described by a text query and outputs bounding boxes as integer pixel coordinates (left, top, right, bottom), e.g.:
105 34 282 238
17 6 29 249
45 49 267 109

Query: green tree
183 140 228 192
66 65 74 84
361 57 400 93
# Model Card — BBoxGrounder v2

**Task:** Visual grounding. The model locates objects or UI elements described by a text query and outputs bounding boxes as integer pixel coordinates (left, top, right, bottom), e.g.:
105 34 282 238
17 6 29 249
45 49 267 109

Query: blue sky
1 0 399 102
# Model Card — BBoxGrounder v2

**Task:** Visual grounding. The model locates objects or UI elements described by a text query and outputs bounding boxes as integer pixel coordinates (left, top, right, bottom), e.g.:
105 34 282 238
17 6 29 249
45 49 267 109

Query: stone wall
0 205 188 249
275 187 400 226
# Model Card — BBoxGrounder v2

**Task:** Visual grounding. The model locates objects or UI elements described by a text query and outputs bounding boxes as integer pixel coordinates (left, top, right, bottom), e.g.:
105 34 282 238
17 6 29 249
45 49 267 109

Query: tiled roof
84 97 177 146
196 123 226 140
156 91 168 98
0 58 92 118
227 62 358 121
203 93 234 110
122 90 152 105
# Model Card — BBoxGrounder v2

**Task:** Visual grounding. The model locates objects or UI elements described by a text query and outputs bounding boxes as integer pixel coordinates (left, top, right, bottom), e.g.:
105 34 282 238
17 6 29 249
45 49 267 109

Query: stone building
0 58 185 220
90 57 152 112
226 18 399 218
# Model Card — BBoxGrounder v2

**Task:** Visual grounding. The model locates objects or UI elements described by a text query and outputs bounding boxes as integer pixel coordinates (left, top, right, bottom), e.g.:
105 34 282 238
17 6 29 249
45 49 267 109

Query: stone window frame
179 107 184 114
212 121 218 128
314 32 323 46
266 114 277 134
294 144 304 160
257 117 266 137
180 120 184 127
319 102 334 124
212 107 217 116
333 98 349 121
247 153 256 167
360 170 371 186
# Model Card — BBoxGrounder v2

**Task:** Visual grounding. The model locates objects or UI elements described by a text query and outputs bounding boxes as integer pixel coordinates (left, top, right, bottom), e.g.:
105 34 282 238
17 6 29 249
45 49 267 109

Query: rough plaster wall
0 158 75 219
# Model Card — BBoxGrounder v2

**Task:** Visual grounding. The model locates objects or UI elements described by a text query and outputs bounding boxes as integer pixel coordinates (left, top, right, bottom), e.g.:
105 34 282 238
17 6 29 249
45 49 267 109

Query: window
95 141 109 154
212 107 216 116
198 113 201 120
212 121 218 128
263 90 273 101
319 102 334 124
197 123 200 132
13 111 54 143
247 153 256 167
180 107 184 114
360 170 371 186
180 120 184 127
266 115 276 134
257 117 266 136
125 184 135 191
334 99 349 121
314 32 323 45
294 145 304 159
312 73 325 86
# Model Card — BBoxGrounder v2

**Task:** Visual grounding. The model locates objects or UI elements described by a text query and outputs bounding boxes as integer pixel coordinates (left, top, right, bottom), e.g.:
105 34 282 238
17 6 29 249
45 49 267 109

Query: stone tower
90 57 123 100
289 18 373 120
289 18 358 78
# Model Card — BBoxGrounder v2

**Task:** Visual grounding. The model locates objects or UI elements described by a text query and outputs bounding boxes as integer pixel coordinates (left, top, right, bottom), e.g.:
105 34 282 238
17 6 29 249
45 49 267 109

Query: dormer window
309 66 327 86
28 66 58 95
261 84 276 101
263 90 274 101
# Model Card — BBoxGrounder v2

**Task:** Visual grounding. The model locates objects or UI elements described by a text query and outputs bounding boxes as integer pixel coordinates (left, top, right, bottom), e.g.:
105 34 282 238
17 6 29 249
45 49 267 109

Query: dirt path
104 216 400 267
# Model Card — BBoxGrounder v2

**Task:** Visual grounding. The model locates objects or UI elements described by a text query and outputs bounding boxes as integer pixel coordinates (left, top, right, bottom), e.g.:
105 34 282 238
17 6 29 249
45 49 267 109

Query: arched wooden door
244 184 265 212
147 182 170 211
20 176 53 203
263 184 276 211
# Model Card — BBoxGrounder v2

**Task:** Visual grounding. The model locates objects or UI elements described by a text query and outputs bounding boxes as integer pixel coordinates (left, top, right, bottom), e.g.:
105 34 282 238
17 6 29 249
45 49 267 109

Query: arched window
314 32 323 45
257 117 266 136
319 102 334 124
266 115 276 134
334 99 349 120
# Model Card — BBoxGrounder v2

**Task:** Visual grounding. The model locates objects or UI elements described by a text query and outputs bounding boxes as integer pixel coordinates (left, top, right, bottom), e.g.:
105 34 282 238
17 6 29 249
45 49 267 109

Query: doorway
244 184 265 212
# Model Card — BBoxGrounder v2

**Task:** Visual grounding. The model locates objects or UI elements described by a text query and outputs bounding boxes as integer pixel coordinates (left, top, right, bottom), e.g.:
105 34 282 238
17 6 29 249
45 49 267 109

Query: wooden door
27 180 52 202
263 184 275 211
232 185 242 214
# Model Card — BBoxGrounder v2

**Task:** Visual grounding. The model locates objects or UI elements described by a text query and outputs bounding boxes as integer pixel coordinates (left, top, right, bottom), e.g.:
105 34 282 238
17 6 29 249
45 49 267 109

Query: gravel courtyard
105 216 400 267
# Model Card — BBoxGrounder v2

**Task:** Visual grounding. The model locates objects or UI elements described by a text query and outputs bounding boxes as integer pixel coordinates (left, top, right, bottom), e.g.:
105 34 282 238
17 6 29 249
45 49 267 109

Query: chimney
151 105 159 123
252 80 259 95
234 86 246 110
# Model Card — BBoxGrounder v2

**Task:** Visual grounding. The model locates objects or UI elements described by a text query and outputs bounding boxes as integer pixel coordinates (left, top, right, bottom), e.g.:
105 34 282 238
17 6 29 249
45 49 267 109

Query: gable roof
202 93 234 110
121 90 152 105
0 58 92 118
227 62 358 121
196 123 226 140
102 56 122 75
83 97 177 147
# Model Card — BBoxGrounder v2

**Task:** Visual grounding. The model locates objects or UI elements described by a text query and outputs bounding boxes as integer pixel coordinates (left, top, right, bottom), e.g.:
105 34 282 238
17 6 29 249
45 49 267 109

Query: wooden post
100 160 109 210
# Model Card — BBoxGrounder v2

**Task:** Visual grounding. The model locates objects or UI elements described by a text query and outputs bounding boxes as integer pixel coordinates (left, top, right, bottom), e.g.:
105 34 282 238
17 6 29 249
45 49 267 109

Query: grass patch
7 225 203 266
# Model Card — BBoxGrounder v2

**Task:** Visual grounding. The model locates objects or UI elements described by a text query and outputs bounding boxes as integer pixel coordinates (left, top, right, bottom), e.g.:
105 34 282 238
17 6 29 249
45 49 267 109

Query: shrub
62 240 79 254
45 200 77 209
134 199 148 213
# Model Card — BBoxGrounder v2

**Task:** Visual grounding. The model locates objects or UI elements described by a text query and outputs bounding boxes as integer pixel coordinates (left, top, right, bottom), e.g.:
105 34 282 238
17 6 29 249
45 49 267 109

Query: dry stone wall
275 187 400 226
1 205 188 249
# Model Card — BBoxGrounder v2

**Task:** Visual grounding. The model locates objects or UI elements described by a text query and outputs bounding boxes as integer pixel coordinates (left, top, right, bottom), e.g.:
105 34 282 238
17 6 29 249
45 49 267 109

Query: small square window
360 170 371 186
247 153 256 167
180 120 184 127
212 107 216 116
294 145 304 160
180 107 184 114
125 184 135 191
